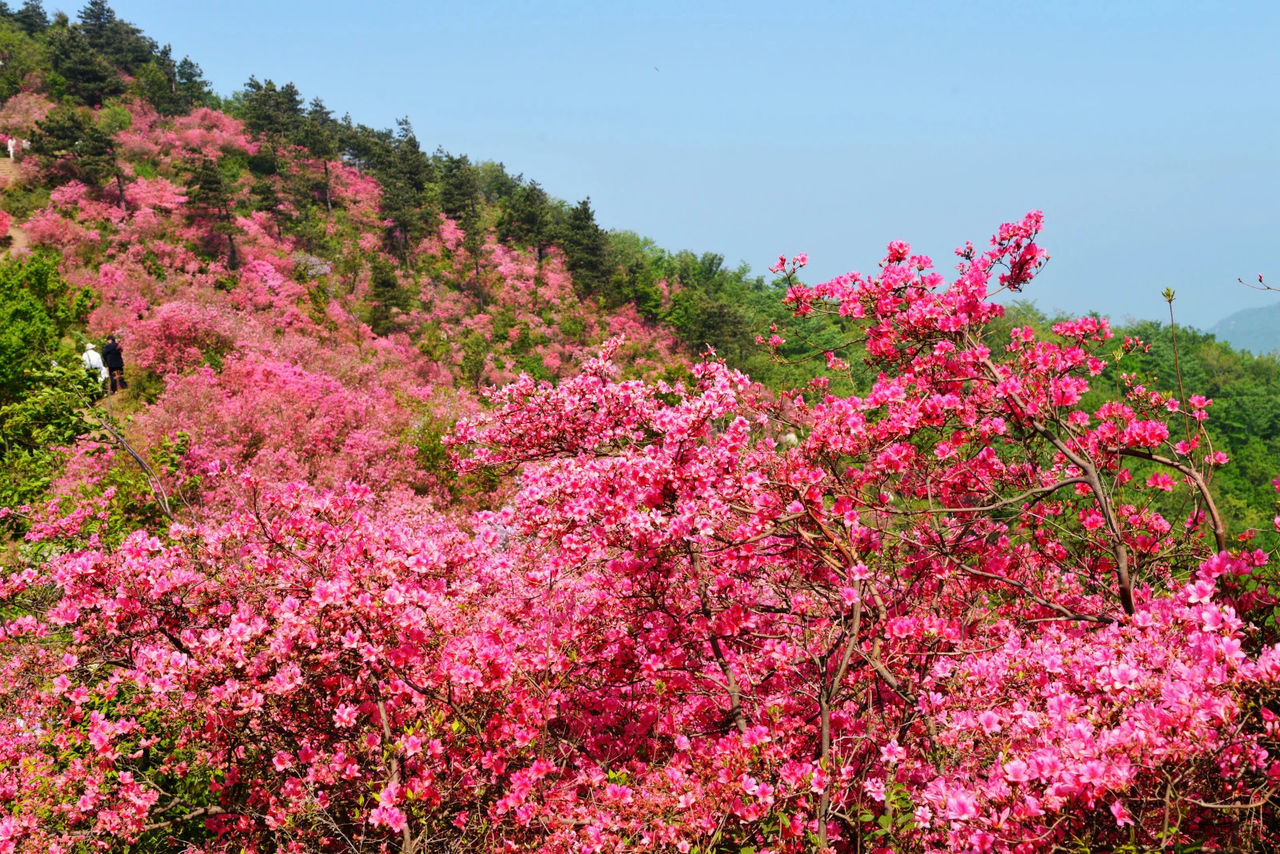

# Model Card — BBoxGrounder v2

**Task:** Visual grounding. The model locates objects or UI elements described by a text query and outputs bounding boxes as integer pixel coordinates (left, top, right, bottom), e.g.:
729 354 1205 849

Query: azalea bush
449 213 1280 851
2 214 1279 854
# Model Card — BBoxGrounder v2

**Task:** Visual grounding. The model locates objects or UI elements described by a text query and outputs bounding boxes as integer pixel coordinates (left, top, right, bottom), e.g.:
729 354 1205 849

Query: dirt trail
0 157 29 254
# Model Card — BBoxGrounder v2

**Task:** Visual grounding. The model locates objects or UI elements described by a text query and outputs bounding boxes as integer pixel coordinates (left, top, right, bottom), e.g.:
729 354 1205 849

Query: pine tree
367 255 411 336
29 105 126 200
438 151 481 227
76 0 112 37
298 98 338 212
187 158 240 270
45 14 124 105
240 76 305 142
174 57 212 109
250 176 287 239
477 161 519 203
378 120 436 261
557 198 609 296
13 0 47 35
77 1 156 74
438 150 485 282
498 181 553 261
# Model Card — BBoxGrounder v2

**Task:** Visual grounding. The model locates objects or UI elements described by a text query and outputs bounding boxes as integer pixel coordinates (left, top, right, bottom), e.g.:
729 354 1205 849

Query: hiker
81 341 107 390
5 137 12 159
102 334 128 393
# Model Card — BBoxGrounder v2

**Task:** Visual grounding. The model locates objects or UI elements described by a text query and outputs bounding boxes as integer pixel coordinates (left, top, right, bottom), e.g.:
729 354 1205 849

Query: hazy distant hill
1210 301 1280 355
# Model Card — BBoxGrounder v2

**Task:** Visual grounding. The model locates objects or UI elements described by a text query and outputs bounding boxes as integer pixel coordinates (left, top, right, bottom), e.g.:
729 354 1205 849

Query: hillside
2 4 1280 854
1210 300 1280 356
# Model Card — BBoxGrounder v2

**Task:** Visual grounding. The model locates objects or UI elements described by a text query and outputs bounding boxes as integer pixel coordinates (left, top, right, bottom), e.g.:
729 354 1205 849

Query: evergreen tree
438 150 481 227
236 76 305 177
240 76 305 142
29 105 126 200
187 158 240 270
336 116 391 174
250 176 287 239
132 48 210 116
77 121 124 201
367 255 411 336
75 0 112 37
174 57 212 109
438 149 485 280
28 104 85 162
45 14 123 105
477 160 519 203
297 98 338 212
557 198 609 295
378 120 436 260
667 286 756 362
78 0 154 73
132 58 174 113
498 180 554 260
604 230 665 318
12 0 46 35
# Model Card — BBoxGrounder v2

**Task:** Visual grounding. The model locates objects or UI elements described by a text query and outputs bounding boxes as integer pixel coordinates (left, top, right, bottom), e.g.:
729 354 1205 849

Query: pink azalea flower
333 704 359 728
946 791 980 821
1003 759 1031 783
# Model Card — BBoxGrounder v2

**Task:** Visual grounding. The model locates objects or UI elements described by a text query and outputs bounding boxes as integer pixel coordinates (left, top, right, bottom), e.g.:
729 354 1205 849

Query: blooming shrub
444 215 1280 852
3 96 1277 854
128 300 237 374
134 353 422 498
0 91 54 136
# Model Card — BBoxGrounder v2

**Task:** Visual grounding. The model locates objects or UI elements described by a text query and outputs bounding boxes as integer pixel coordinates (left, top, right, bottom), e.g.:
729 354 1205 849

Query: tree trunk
818 689 831 849
322 160 332 214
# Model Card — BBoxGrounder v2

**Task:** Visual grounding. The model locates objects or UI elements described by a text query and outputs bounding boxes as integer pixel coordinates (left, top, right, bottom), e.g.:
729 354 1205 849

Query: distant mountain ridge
1210 301 1280 355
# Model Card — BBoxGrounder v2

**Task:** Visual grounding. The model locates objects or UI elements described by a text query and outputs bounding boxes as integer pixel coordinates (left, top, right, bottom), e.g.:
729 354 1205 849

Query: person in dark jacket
102 334 128 394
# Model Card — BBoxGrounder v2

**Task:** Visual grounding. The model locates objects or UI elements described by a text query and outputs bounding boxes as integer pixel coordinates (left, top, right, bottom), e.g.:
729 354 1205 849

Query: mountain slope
1210 300 1280 355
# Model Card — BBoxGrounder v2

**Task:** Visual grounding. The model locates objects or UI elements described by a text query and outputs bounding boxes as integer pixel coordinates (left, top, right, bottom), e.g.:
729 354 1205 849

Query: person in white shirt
82 342 107 390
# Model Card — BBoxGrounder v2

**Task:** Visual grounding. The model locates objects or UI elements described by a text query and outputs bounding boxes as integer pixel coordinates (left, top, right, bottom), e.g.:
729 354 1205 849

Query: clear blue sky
103 0 1280 327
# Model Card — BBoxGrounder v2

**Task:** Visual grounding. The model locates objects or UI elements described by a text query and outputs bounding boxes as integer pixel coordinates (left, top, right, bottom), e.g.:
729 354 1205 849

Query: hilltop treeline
1 2 855 379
